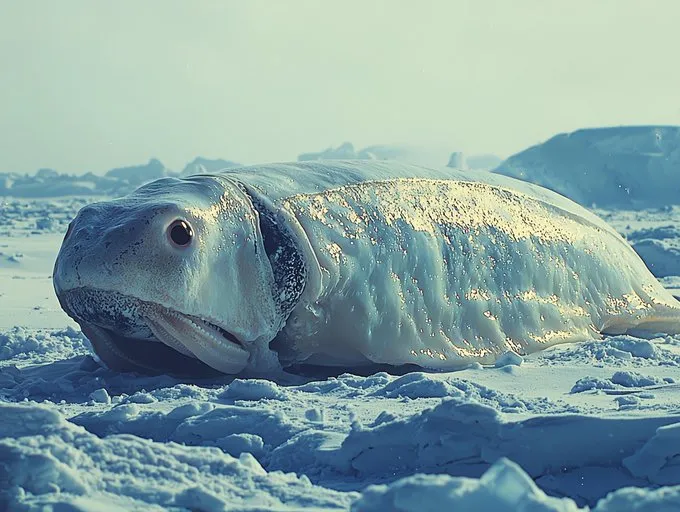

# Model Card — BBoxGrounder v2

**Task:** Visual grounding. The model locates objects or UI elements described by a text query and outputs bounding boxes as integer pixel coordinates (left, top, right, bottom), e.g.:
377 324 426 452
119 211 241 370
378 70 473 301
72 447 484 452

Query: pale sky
1 0 679 174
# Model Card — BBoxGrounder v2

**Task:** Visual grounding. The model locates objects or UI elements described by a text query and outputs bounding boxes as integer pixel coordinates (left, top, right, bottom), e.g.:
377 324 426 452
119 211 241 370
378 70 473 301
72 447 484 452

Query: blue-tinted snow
3 323 680 509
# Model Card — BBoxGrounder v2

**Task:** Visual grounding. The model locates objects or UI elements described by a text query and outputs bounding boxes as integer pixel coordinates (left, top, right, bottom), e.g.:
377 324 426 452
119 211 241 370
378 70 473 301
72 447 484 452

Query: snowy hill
495 126 680 208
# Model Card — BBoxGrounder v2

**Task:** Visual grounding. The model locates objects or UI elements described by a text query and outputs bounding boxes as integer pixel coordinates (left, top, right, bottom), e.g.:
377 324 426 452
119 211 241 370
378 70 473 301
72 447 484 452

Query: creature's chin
57 288 250 377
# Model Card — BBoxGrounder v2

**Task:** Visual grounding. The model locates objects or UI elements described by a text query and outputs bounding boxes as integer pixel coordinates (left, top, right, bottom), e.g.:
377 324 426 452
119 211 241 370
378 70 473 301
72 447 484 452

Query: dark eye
168 220 193 247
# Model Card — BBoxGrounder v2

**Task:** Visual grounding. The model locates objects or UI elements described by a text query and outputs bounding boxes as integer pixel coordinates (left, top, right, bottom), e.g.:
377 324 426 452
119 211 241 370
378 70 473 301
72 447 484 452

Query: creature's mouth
57 288 250 376
143 308 249 374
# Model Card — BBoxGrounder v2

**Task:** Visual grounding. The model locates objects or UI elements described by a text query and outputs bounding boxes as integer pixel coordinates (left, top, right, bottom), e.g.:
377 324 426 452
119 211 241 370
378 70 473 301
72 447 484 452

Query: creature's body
53 161 680 375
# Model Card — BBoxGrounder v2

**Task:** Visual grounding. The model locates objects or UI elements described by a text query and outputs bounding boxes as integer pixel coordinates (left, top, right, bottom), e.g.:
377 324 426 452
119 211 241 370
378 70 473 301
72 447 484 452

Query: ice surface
3 165 680 509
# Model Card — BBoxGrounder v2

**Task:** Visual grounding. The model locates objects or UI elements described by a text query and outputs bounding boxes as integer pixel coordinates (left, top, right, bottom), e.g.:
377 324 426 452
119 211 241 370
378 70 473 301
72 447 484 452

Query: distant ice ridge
1 169 123 198
0 159 176 198
0 157 242 198
297 142 501 170
495 126 680 208
104 158 173 186
179 157 241 177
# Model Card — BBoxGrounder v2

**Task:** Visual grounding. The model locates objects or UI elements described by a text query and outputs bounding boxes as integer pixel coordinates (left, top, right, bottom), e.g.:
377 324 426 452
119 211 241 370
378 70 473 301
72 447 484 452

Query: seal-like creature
53 161 680 375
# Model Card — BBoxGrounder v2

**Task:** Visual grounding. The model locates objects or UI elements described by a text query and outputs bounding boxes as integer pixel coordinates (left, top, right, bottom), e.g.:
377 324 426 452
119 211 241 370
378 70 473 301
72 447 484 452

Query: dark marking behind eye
245 190 306 316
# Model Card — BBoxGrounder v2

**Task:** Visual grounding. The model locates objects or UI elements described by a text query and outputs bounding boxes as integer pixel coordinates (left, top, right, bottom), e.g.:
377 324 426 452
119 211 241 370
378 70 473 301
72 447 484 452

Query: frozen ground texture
495 126 680 209
2 191 680 509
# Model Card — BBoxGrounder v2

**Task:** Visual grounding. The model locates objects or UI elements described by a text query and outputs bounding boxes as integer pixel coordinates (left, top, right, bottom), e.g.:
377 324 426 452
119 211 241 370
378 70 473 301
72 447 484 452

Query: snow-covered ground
2 194 680 510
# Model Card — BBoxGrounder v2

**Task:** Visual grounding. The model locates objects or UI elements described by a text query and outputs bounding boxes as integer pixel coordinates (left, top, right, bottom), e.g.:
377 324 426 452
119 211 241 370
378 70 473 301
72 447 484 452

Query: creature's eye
167 219 193 248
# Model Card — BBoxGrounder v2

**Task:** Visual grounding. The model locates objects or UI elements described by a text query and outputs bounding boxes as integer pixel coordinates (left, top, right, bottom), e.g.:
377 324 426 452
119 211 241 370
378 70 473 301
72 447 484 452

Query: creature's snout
53 200 187 300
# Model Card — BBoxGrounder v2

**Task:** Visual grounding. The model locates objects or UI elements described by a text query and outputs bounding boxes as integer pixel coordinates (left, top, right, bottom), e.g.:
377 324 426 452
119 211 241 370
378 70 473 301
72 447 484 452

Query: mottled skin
53 161 680 375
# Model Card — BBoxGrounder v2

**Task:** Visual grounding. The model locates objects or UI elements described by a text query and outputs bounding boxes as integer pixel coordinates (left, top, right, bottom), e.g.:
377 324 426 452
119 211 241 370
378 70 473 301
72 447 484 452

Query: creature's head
53 175 305 376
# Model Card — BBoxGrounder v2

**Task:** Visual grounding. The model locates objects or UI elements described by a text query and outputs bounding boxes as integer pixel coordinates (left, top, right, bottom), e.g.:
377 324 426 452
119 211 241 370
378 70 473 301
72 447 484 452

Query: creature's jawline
81 322 223 377
142 308 250 375
57 287 248 377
